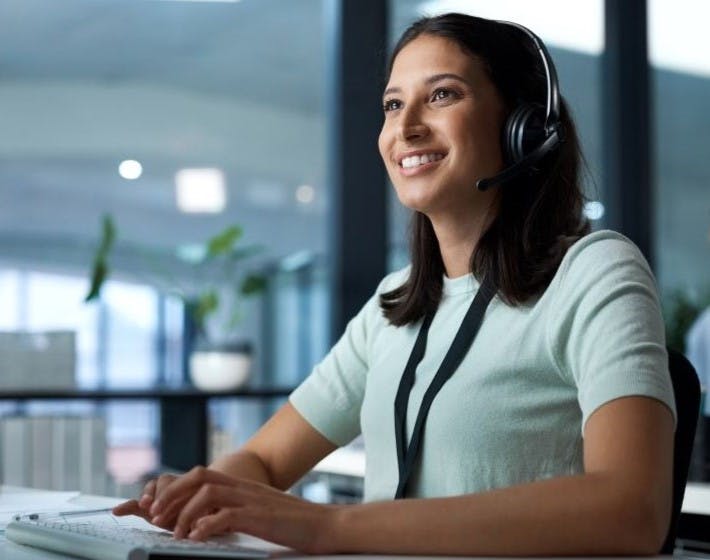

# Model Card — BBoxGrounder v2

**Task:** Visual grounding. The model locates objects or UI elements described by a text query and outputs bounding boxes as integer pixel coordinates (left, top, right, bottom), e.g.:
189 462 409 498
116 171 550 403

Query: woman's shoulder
545 229 656 304
557 229 651 280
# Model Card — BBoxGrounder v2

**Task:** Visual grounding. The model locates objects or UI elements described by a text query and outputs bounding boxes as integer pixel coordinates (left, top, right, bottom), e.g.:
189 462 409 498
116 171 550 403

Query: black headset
476 21 564 191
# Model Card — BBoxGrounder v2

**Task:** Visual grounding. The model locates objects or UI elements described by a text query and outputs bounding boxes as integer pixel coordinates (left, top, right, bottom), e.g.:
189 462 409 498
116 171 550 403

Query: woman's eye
432 88 454 101
383 99 401 112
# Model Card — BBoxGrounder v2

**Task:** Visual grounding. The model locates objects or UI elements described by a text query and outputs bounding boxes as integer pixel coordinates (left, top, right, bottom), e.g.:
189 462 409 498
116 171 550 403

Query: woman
114 13 675 555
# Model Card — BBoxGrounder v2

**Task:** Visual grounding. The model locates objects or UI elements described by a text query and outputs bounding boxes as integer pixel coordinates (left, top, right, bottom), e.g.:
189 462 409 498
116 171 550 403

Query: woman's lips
397 155 446 177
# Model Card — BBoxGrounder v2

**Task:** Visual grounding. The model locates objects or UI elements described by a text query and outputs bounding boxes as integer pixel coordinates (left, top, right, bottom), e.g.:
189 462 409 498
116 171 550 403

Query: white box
0 330 76 390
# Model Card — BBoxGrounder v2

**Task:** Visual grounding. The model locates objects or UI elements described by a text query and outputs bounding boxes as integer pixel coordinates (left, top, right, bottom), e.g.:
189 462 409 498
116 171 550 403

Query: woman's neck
429 199 498 279
433 224 479 279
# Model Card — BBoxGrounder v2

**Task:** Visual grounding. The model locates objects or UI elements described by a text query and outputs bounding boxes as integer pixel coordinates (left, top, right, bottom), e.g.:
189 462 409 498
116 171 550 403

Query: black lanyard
393 274 497 499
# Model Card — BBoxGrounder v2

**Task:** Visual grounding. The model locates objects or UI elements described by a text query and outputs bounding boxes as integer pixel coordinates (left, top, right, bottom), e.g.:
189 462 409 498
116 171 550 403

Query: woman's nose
397 107 429 141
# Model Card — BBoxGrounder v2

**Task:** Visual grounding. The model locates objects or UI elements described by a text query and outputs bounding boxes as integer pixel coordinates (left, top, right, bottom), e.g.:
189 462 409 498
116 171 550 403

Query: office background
0 0 708 493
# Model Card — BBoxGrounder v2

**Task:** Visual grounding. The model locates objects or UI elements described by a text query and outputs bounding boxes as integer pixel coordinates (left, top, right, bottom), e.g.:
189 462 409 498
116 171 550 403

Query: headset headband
495 20 561 132
475 20 563 191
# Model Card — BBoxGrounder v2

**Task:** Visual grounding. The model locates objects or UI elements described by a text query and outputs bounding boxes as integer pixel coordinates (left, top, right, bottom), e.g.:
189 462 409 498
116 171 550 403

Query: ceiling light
295 184 315 205
175 168 226 214
118 160 143 180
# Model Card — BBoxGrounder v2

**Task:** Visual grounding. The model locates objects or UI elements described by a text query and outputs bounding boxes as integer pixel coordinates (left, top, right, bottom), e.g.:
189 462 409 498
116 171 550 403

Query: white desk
683 483 710 516
0 536 681 560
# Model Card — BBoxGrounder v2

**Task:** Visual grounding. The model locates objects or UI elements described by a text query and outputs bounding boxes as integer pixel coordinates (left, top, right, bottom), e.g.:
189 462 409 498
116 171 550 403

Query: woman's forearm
209 449 274 487
327 472 667 556
206 403 337 491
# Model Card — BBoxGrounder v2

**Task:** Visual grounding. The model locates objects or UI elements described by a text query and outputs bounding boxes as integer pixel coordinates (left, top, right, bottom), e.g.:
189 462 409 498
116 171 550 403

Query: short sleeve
546 231 677 431
289 271 404 446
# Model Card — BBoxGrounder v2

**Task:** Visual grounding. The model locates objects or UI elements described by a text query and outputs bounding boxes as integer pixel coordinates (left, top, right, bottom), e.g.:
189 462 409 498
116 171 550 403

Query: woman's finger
149 473 185 516
112 499 142 516
111 497 176 531
173 482 239 539
138 479 157 510
188 509 236 541
111 499 156 525
173 479 283 538
153 473 177 500
150 466 233 517
149 494 192 530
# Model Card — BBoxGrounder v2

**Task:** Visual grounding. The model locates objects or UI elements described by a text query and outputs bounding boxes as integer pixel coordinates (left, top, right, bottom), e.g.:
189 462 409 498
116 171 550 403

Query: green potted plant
663 287 710 354
85 214 267 391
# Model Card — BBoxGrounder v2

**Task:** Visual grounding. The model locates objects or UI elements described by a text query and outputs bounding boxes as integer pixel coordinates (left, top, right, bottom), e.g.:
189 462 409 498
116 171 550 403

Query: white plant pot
189 350 252 392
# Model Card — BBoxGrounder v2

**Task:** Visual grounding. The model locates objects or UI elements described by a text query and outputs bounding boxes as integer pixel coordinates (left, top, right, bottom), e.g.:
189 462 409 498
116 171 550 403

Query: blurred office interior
0 0 708 498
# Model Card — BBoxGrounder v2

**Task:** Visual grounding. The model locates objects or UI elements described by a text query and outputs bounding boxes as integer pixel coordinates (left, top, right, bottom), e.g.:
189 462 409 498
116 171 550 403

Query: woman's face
378 34 506 217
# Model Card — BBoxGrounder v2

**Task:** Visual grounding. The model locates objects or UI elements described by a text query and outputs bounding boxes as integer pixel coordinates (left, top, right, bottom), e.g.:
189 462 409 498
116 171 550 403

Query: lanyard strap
393 274 497 499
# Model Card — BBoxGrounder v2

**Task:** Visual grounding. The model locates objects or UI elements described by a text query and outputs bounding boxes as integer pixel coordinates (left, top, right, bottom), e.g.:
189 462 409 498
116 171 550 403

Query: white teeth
401 153 444 169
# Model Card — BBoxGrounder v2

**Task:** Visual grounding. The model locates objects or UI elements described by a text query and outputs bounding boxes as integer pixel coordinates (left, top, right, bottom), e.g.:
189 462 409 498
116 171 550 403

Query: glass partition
0 0 329 485
649 0 710 481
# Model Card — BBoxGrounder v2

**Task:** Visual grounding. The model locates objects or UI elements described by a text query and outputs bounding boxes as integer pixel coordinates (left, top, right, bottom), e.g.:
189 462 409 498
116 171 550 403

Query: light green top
290 230 676 502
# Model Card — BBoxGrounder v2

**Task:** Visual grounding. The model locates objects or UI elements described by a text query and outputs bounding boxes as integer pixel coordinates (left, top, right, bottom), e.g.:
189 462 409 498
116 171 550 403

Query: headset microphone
475 21 564 192
476 127 563 191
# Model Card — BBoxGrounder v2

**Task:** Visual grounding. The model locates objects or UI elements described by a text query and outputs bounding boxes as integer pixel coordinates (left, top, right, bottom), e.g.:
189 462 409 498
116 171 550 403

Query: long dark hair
380 13 590 326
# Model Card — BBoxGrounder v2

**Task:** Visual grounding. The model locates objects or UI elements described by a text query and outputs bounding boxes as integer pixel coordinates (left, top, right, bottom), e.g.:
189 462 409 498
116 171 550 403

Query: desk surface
1 485 706 560
0 541 680 560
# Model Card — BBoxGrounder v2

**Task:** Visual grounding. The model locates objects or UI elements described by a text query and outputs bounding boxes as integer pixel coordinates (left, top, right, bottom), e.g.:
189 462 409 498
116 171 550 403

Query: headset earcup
503 103 547 164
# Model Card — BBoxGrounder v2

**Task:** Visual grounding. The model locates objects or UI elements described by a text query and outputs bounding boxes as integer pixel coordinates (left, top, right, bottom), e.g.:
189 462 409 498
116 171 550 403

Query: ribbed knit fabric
290 230 676 502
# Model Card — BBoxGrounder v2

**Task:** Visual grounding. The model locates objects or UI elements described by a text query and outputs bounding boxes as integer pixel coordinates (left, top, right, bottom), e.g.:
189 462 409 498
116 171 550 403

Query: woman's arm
330 395 674 556
209 401 338 489
166 394 673 556
113 402 337 527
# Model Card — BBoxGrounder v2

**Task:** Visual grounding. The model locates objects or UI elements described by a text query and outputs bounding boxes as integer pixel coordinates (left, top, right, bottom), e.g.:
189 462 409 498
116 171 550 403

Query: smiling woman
378 35 505 221
113 13 676 557
377 32 506 306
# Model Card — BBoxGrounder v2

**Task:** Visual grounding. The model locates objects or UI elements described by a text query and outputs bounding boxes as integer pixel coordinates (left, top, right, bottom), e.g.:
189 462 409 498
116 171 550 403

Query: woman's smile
397 152 447 177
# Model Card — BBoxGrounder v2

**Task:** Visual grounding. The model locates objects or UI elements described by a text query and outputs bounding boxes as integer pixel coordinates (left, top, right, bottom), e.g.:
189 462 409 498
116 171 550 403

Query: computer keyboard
6 517 270 559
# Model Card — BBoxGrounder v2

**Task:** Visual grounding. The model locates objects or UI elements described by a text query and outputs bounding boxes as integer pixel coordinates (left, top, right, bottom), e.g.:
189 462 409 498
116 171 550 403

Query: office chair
660 347 701 554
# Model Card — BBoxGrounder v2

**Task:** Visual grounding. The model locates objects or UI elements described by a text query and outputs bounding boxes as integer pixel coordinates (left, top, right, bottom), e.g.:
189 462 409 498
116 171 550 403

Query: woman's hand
165 467 338 553
112 472 183 530
113 465 339 553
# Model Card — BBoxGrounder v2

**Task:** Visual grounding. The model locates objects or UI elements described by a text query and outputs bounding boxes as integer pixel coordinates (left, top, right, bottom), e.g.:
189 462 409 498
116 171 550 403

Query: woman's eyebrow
383 73 471 97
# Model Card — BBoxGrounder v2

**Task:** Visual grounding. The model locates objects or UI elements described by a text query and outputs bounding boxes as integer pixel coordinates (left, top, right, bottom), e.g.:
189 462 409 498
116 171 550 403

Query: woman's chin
399 201 432 215
393 190 435 214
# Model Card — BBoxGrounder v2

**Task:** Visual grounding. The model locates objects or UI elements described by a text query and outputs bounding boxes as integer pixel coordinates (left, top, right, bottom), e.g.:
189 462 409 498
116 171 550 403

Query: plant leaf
193 290 219 327
206 225 243 258
240 274 267 295
84 214 116 302
99 214 116 254
84 260 108 302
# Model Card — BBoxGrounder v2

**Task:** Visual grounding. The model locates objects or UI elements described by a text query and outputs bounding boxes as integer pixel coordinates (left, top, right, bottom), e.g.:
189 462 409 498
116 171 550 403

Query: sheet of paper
0 490 81 529
68 494 123 510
